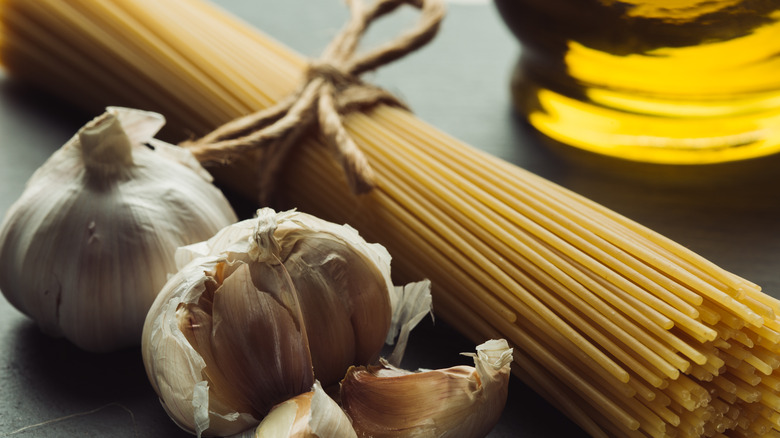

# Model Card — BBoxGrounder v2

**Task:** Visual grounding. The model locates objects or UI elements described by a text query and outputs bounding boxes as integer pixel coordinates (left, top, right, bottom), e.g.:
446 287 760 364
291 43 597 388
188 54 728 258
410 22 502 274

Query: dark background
1 1 778 436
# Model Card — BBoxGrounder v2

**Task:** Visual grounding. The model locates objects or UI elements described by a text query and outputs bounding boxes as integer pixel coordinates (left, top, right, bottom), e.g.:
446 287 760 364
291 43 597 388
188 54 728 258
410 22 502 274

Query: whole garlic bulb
0 107 238 352
142 208 432 437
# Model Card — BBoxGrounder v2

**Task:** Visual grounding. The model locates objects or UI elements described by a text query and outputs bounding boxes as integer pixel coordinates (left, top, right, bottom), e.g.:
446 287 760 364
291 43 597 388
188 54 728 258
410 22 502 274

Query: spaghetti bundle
2 0 780 436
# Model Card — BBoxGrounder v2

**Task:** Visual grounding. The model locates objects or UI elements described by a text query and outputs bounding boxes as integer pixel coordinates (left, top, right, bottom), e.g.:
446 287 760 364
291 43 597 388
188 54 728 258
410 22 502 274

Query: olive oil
496 0 780 164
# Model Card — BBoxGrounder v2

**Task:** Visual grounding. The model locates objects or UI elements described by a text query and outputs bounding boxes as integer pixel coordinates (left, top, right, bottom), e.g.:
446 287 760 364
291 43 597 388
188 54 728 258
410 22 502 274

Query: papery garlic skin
236 381 357 438
340 339 513 438
143 257 281 437
142 208 431 437
0 107 237 352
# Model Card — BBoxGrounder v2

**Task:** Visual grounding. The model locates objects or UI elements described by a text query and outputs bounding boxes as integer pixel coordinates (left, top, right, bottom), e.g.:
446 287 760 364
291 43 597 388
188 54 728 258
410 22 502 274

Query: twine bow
182 0 446 204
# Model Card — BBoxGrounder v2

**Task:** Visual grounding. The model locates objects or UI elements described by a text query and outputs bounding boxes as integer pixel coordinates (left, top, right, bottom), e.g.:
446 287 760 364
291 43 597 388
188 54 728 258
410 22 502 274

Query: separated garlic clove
142 208 431 437
340 339 513 438
236 381 357 438
0 107 237 352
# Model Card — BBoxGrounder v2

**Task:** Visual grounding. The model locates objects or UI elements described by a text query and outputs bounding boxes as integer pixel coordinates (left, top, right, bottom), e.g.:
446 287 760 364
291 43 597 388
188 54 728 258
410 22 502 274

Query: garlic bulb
340 339 513 438
142 208 431 437
238 381 357 438
0 107 237 352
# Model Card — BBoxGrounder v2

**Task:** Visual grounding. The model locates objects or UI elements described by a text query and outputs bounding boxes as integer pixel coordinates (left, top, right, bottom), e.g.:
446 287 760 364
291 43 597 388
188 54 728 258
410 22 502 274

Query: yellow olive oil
496 0 780 164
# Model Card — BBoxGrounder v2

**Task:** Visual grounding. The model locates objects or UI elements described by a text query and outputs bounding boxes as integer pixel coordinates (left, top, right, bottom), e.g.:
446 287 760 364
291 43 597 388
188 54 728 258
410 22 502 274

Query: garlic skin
340 339 513 438
0 107 237 352
237 381 357 438
142 208 431 437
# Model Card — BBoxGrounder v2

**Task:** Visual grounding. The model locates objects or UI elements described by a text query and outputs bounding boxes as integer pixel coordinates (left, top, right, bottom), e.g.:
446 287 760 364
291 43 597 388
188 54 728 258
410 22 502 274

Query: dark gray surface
1 1 779 437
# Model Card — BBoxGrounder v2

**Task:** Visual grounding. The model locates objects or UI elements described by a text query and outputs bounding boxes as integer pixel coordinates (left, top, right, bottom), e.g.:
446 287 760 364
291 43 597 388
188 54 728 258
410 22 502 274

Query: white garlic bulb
142 208 432 437
0 107 238 352
340 339 514 438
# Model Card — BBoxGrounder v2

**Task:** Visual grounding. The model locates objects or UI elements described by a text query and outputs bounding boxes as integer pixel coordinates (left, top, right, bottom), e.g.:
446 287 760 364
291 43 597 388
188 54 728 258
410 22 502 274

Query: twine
182 0 446 203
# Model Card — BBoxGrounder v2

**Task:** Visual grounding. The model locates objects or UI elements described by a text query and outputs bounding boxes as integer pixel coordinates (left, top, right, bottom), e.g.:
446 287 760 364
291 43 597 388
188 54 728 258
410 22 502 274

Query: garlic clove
277 228 391 386
207 261 315 416
241 381 357 438
340 339 514 438
144 259 253 437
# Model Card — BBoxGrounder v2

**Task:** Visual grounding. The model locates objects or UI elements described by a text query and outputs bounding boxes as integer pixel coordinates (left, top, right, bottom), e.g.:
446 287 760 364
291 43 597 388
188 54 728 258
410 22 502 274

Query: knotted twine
181 0 446 204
